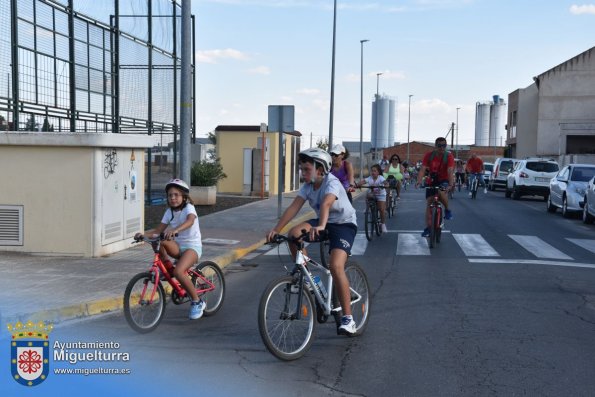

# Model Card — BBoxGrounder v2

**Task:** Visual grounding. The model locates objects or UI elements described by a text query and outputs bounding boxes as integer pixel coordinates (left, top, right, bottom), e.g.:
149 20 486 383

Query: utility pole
179 0 192 182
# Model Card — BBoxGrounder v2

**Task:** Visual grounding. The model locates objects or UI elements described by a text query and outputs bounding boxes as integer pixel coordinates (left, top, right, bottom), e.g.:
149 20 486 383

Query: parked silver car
547 164 595 217
583 175 595 224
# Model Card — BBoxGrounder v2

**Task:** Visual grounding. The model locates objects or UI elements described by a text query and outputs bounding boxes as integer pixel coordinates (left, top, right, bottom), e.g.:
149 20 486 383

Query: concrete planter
190 185 216 205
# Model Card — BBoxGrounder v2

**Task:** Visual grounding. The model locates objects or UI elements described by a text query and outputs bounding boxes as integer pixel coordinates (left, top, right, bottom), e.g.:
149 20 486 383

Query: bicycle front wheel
332 263 371 336
364 209 373 241
429 207 438 248
194 261 225 316
124 272 166 333
258 276 316 361
319 240 329 268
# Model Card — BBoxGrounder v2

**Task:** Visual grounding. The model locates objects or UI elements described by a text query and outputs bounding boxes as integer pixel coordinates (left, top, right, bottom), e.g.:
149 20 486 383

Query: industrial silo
388 99 396 147
475 102 490 146
370 94 394 149
489 96 507 146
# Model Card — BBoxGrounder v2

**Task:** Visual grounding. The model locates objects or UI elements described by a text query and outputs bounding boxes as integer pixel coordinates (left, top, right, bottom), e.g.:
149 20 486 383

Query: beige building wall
216 127 300 195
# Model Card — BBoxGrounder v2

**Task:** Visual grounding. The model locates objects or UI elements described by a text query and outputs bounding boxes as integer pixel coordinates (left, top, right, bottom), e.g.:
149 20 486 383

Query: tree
206 131 217 161
42 117 51 132
316 137 329 152
25 114 36 131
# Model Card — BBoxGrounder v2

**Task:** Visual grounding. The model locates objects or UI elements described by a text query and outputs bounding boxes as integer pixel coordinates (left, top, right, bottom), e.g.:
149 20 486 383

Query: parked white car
547 164 595 217
483 162 494 184
505 158 559 200
489 158 518 191
583 175 595 224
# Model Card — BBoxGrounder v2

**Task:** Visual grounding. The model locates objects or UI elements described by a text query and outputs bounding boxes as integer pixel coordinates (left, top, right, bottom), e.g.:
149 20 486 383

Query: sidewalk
0 192 321 328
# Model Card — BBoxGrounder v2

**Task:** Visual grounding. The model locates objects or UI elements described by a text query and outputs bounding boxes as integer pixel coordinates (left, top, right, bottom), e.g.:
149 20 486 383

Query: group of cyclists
141 139 484 335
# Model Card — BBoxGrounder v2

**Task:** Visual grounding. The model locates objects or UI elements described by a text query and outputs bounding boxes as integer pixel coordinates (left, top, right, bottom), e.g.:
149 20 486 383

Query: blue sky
192 0 595 148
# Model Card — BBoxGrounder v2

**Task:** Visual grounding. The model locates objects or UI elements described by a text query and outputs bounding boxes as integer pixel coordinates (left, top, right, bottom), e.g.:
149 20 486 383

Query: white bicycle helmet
165 178 190 193
298 148 332 174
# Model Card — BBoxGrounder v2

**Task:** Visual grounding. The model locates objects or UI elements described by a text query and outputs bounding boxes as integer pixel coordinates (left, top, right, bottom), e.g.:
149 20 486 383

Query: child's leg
378 200 386 224
173 248 199 301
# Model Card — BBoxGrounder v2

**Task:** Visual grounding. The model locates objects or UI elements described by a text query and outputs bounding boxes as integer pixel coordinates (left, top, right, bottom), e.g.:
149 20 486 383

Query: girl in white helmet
135 178 205 320
266 148 359 336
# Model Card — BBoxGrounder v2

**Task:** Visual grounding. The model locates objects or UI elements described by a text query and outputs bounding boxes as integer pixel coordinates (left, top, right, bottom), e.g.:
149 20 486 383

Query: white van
488 158 519 191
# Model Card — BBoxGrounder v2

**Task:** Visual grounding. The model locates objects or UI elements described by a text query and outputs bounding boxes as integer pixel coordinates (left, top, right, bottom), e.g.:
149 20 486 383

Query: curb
2 208 317 327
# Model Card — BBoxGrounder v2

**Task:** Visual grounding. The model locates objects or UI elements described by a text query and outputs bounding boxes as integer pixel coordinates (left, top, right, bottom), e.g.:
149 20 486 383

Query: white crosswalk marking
566 238 595 255
452 234 499 257
396 233 430 256
508 235 573 260
350 233 368 255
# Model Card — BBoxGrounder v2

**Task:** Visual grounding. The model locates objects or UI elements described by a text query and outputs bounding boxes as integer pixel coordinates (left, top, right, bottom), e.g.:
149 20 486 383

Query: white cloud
247 66 271 75
280 96 293 102
296 88 320 95
414 98 451 114
313 98 329 111
196 48 249 64
570 4 595 14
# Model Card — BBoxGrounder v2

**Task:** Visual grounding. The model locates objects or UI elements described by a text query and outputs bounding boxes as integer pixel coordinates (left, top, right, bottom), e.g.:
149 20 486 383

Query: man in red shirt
416 137 455 237
465 153 485 196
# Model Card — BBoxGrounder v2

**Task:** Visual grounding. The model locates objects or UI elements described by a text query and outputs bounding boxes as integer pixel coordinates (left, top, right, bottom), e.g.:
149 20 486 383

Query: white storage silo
489 96 507 146
475 102 490 146
370 94 394 149
388 99 396 147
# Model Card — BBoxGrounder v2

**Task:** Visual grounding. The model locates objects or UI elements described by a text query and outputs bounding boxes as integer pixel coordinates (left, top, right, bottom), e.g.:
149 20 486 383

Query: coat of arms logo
8 320 53 387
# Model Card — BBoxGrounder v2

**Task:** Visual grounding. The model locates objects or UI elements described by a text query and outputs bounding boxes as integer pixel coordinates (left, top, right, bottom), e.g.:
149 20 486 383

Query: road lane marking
566 238 595 255
350 233 368 256
469 258 595 269
453 234 500 257
396 233 430 256
508 235 573 260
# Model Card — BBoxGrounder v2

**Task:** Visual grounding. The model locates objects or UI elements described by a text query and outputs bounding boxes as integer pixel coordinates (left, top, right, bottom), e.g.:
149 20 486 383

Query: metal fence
0 0 194 143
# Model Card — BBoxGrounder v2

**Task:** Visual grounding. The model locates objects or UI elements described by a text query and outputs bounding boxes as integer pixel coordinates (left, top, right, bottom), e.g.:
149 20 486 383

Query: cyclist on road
465 153 485 196
134 179 205 320
455 159 466 189
266 148 359 336
330 144 356 203
358 163 389 233
384 154 404 200
416 137 455 237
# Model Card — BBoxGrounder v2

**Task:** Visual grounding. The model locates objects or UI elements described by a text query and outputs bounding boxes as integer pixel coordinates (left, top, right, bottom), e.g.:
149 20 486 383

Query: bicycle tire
124 272 166 334
429 207 438 248
375 208 381 236
364 208 373 241
331 262 371 336
435 207 442 243
258 275 316 361
387 194 392 219
194 261 225 316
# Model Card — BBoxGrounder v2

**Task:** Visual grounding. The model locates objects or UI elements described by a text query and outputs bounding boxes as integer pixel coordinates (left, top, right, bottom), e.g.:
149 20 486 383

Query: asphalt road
6 186 594 397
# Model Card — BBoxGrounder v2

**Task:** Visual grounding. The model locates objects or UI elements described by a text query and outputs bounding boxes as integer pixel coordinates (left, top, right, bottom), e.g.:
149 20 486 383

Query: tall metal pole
180 0 192 183
456 107 460 159
359 39 369 179
328 0 337 148
407 94 413 162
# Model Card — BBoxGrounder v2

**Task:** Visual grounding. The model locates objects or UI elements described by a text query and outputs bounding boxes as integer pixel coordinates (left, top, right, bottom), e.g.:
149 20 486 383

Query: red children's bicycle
123 234 225 333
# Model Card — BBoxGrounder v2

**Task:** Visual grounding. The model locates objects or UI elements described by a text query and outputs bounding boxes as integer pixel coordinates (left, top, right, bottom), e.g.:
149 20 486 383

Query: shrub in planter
190 159 227 186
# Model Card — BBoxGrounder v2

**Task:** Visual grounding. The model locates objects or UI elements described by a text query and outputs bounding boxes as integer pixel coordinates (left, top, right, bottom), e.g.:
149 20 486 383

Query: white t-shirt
365 175 386 199
160 204 202 247
298 173 357 226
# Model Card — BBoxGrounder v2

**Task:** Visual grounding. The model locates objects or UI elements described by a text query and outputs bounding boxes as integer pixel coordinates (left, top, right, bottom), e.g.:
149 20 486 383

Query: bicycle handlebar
132 232 178 244
269 229 329 245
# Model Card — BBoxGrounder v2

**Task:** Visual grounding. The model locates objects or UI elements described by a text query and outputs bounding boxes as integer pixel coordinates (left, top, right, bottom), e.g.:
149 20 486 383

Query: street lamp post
328 0 337 148
456 107 460 159
407 94 413 163
359 39 369 179
374 72 383 161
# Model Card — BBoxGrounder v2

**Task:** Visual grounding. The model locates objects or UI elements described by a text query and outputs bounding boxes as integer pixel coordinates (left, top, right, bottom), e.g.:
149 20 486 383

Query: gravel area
145 195 264 229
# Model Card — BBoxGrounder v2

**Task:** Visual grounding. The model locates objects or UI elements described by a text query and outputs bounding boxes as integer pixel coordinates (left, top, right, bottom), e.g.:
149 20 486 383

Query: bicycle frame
138 239 216 305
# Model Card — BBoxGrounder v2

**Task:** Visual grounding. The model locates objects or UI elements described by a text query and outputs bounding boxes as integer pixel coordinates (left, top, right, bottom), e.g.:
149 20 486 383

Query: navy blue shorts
306 219 357 256
425 180 450 198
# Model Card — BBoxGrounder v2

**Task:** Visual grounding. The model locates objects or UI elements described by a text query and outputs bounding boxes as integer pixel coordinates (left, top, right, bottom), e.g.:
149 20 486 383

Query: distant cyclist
465 153 485 197
358 164 389 233
416 137 455 237
330 144 356 203
454 159 466 190
384 154 404 200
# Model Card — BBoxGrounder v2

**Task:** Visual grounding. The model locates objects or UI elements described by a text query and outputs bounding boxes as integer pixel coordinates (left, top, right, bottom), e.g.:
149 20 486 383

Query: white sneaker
189 300 206 320
381 223 388 233
468 192 472 197
338 316 356 336
484 187 488 194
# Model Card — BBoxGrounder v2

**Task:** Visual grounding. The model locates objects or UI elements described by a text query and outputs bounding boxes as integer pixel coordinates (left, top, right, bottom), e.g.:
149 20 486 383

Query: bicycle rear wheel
258 276 316 361
124 272 166 333
193 261 225 316
331 262 371 336
364 208 373 241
